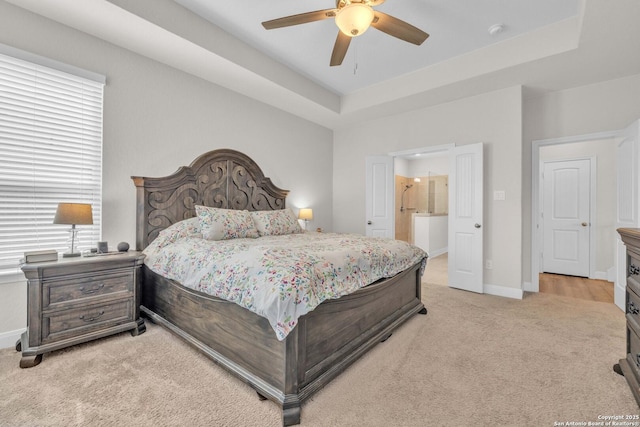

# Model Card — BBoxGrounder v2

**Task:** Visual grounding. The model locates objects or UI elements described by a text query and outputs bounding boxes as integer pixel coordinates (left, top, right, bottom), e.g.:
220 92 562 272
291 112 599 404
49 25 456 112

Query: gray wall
523 73 640 285
2 0 640 347
0 1 333 344
333 86 524 292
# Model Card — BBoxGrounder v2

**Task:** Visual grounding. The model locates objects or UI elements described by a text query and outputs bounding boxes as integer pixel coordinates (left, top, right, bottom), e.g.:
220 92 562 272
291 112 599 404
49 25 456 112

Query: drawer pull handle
79 311 105 322
79 283 105 294
629 302 640 315
630 264 640 276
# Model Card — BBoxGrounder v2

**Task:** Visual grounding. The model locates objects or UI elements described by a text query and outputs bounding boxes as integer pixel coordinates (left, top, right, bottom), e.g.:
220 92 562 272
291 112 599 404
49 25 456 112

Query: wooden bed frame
132 149 427 426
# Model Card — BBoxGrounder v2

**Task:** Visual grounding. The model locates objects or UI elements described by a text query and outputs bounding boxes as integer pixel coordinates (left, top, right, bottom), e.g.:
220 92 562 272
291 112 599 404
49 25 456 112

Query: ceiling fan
262 0 429 67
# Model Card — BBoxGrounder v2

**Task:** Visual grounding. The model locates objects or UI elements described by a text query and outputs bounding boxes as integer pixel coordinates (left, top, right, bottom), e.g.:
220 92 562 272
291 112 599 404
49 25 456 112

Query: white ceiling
5 0 640 129
175 0 581 95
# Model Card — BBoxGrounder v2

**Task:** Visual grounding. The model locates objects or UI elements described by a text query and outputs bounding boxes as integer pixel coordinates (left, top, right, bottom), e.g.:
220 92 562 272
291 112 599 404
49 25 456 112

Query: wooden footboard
140 261 426 426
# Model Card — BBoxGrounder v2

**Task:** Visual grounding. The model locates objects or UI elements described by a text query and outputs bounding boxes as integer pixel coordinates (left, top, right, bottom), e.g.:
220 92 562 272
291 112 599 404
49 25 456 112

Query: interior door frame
530 130 618 292
366 144 454 240
389 144 455 160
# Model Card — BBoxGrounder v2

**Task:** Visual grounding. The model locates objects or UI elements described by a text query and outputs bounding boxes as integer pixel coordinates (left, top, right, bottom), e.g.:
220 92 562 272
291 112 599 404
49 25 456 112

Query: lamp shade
298 208 313 221
335 3 374 37
53 203 94 225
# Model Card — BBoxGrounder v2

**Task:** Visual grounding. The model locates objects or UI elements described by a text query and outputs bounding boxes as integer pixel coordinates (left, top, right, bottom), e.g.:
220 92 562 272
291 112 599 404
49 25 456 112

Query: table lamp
54 203 93 257
298 208 313 230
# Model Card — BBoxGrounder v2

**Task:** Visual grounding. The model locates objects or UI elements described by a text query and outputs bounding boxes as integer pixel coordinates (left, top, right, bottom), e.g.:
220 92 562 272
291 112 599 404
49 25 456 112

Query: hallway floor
423 253 614 304
538 273 614 303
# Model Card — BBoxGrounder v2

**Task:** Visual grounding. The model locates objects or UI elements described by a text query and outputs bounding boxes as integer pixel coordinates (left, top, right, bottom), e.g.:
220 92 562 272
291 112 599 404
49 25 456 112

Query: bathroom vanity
412 213 448 257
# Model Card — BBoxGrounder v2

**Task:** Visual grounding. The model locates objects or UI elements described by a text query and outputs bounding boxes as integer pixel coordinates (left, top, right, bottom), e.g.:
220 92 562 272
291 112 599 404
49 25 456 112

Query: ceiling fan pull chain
353 41 359 75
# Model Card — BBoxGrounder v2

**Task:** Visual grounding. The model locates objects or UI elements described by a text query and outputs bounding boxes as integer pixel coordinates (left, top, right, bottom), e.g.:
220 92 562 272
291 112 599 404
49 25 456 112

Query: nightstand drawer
628 326 640 378
43 270 133 308
630 251 640 289
628 286 640 334
42 299 133 343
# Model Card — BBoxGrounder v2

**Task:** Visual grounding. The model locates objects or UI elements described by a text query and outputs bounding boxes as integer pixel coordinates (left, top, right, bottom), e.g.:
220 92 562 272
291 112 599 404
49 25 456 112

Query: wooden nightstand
16 251 145 368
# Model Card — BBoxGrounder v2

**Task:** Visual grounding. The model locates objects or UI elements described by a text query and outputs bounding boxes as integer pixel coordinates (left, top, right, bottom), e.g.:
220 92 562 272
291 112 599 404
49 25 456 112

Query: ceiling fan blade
371 11 429 45
330 31 352 66
262 9 337 30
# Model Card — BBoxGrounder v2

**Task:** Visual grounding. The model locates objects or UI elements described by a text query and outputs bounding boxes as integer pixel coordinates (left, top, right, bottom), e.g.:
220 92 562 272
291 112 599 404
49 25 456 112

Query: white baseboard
522 281 534 292
484 284 524 300
428 248 448 258
592 271 613 281
0 328 24 350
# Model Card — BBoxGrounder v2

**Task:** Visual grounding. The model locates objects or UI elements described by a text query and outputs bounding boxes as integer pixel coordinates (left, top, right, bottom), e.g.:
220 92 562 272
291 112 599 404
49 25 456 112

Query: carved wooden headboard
132 149 289 250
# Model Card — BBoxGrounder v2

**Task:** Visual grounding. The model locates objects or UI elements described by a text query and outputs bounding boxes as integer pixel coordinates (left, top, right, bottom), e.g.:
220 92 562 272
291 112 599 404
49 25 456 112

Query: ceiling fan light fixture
335 2 374 37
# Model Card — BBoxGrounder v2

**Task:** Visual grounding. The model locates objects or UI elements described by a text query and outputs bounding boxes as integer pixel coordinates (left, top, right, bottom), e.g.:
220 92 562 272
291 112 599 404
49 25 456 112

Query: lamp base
62 252 81 258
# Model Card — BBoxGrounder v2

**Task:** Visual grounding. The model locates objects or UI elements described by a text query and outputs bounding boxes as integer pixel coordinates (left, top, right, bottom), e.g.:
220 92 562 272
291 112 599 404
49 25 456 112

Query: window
0 46 105 278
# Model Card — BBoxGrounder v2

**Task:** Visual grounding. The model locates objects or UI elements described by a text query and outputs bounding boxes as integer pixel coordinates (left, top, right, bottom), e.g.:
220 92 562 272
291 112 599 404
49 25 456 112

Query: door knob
367 221 372 225
581 222 588 227
474 223 481 228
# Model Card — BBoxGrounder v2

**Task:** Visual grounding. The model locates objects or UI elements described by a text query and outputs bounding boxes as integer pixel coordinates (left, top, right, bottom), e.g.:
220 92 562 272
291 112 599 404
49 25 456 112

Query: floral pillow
251 208 302 236
196 205 259 241
158 217 202 243
147 217 202 250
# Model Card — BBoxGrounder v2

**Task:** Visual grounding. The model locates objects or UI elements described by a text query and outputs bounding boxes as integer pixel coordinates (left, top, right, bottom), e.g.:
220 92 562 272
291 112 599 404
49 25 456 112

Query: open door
448 143 484 293
365 156 394 238
616 120 640 310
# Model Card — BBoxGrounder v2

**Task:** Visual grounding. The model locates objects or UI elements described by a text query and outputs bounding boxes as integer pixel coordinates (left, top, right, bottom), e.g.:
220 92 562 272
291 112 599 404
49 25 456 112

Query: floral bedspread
143 230 428 340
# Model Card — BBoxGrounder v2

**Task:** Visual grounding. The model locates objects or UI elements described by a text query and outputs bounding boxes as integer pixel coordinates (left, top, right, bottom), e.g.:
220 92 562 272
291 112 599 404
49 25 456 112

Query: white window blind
0 51 104 277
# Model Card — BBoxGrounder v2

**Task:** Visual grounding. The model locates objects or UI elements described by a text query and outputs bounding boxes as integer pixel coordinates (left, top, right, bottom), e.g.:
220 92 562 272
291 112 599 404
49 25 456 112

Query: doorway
367 142 484 294
538 272 614 303
531 132 618 299
394 153 449 254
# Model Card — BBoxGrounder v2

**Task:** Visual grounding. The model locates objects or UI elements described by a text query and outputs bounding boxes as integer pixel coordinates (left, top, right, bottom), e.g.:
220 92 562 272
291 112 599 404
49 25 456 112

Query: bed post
282 395 301 426
282 326 302 426
132 176 147 251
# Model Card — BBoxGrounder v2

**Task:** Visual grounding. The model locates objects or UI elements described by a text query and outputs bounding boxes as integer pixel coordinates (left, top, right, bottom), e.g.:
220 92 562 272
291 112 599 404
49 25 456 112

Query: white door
448 143 483 293
616 120 640 310
365 156 394 238
542 159 591 277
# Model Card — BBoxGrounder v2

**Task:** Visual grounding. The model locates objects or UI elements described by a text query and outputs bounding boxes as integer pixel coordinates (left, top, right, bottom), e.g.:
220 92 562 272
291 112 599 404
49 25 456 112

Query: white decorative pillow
251 208 302 236
196 205 259 241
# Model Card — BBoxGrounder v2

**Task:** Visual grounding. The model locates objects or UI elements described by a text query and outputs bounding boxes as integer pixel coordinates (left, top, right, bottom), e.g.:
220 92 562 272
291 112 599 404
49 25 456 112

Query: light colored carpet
1 279 637 426
424 253 448 286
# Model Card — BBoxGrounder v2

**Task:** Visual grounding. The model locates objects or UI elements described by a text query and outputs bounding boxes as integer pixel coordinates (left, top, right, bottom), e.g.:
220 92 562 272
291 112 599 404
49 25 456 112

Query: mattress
143 219 428 340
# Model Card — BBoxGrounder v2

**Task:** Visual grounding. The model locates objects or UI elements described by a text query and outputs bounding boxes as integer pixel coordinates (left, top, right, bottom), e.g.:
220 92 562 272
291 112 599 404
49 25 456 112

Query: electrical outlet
485 260 493 269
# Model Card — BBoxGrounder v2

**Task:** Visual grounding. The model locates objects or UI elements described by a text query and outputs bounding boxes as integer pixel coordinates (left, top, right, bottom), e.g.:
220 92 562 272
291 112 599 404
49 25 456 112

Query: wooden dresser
17 252 145 368
615 228 640 405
